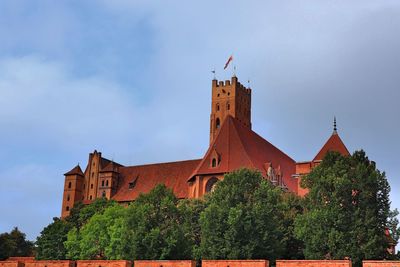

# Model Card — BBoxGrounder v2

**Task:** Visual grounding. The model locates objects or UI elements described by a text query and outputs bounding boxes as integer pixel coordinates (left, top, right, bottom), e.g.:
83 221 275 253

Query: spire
333 116 337 135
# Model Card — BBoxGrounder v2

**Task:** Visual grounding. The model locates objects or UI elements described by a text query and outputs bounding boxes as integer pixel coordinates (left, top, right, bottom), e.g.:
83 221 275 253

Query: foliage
178 198 207 260
65 204 127 260
35 217 71 260
123 184 191 260
0 227 34 260
295 150 398 266
199 169 285 261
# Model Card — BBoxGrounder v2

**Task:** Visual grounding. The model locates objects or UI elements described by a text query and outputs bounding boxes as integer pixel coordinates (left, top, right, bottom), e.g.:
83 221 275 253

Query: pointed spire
333 116 337 135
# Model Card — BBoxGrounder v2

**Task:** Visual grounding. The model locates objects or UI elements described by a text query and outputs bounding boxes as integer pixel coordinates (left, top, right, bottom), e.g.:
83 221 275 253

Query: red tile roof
189 116 298 193
112 159 201 201
313 132 350 161
64 165 84 176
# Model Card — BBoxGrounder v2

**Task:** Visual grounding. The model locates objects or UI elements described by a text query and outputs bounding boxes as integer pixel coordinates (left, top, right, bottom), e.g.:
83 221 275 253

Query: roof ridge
123 158 202 169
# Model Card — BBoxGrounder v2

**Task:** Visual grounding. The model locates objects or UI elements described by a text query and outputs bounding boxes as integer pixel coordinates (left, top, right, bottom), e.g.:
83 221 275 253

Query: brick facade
202 260 269 267
134 260 196 267
76 260 132 267
276 260 352 267
24 260 75 267
363 260 400 267
0 262 24 267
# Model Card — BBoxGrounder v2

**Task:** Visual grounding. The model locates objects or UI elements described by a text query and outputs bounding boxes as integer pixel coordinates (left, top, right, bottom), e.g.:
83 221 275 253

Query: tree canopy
0 227 34 260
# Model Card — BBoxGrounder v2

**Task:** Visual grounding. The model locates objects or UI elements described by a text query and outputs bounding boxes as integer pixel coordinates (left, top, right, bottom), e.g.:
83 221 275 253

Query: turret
210 76 251 144
61 165 84 218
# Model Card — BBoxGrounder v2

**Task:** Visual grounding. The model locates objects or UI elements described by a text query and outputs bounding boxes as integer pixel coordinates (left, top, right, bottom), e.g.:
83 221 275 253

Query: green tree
295 150 398 266
0 227 34 260
35 217 71 260
178 198 207 260
65 204 127 259
123 184 190 260
199 169 285 261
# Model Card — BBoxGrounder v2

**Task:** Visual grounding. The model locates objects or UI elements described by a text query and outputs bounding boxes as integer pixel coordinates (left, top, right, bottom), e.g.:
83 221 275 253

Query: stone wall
134 260 196 267
276 260 352 267
202 260 269 267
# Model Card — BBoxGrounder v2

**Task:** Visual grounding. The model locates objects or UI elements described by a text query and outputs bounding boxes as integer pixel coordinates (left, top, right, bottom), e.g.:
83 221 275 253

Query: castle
61 76 349 218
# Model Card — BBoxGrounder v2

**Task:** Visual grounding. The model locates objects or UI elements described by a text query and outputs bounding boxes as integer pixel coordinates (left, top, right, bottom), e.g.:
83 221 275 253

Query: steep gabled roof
189 116 298 192
313 132 350 161
100 161 119 173
64 165 84 176
112 159 201 202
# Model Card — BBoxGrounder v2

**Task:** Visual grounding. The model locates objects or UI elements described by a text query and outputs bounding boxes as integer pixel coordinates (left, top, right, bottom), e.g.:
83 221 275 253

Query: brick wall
134 260 196 267
76 260 132 267
0 262 24 267
202 260 269 267
363 260 400 267
25 260 75 267
276 260 352 267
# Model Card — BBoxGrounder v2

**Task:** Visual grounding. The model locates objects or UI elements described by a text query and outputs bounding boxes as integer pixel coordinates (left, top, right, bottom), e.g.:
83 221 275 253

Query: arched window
66 206 70 211
212 158 217 167
216 118 220 129
216 103 220 111
68 182 71 189
205 177 219 193
91 184 93 189
106 180 109 187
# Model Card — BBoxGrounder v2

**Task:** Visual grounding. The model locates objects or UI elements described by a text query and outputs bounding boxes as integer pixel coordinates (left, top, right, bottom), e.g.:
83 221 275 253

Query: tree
295 150 398 267
0 227 34 260
35 217 71 260
65 204 127 260
199 169 285 261
178 199 207 260
123 184 190 260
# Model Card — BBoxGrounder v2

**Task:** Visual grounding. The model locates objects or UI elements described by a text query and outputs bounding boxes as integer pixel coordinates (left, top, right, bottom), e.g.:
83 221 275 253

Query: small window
89 195 92 200
102 180 105 187
66 206 70 211
83 183 86 189
106 180 109 187
91 184 93 189
67 195 70 201
212 158 217 167
216 103 220 111
216 118 220 129
68 182 71 189
228 92 230 96
102 191 106 198
217 93 220 97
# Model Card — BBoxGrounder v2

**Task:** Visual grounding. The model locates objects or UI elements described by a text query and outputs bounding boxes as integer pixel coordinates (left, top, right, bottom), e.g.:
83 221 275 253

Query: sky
0 0 400 241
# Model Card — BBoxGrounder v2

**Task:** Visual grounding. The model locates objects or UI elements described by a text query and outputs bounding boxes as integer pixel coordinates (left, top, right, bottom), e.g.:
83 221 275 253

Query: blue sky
0 0 400 241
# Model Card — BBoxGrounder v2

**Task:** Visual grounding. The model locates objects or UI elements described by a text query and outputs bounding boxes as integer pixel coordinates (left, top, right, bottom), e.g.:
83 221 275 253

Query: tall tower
61 165 84 218
210 76 251 144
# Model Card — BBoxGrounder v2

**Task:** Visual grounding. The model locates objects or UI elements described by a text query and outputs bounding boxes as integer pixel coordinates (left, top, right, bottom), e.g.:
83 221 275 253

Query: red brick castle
61 76 349 218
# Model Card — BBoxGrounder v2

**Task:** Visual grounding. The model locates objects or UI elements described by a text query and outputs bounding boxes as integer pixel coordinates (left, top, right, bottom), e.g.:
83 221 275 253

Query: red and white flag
224 55 233 70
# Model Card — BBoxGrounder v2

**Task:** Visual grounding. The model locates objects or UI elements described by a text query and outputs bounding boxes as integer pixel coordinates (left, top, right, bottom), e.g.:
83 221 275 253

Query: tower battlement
210 76 252 144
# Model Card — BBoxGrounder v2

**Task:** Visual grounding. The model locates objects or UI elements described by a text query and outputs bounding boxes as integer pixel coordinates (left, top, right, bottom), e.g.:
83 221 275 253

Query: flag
224 55 233 70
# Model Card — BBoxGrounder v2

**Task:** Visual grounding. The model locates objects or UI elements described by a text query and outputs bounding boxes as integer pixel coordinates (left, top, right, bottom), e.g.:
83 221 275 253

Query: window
67 195 70 201
102 180 105 187
68 182 71 189
205 177 219 193
227 103 230 110
89 195 92 200
91 172 94 178
216 103 220 111
228 92 230 96
91 184 93 189
106 180 109 187
102 191 106 198
212 158 217 167
83 183 86 189
66 206 70 211
216 118 220 129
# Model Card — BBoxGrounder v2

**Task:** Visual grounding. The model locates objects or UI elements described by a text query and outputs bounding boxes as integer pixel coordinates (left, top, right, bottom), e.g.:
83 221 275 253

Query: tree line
30 150 400 267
